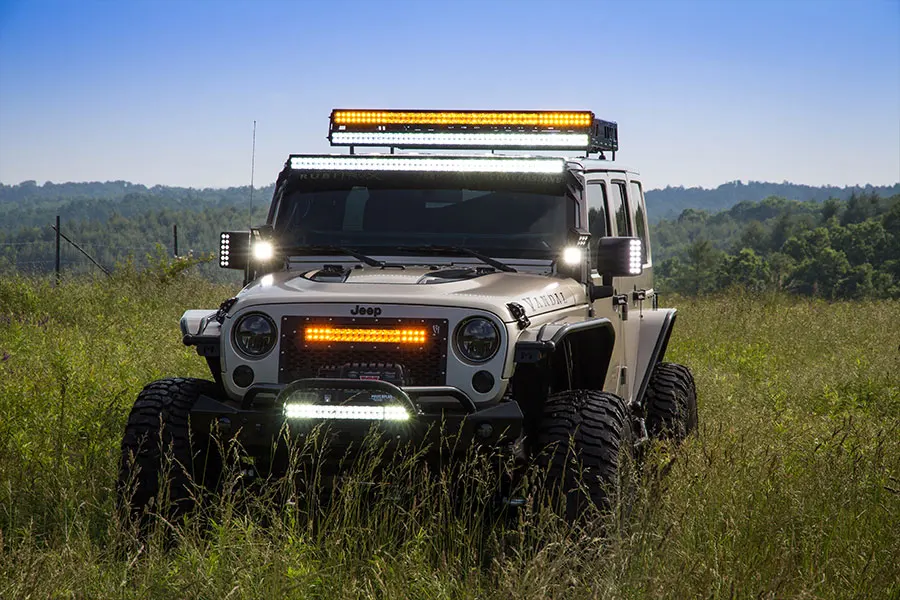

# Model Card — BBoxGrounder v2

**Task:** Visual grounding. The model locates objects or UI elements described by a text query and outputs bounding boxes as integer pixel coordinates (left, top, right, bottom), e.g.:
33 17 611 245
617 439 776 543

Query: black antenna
245 120 257 284
248 120 257 229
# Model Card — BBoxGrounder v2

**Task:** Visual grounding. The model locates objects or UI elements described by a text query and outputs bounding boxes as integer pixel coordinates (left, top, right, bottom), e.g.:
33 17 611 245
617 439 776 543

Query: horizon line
2 178 899 193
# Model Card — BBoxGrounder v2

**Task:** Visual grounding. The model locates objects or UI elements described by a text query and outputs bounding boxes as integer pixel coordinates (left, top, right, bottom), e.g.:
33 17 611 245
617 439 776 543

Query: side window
586 181 609 238
629 181 651 264
610 181 632 237
586 182 609 266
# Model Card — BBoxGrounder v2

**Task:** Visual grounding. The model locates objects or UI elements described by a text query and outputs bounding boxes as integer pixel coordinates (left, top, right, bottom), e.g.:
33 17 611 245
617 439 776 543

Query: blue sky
0 0 898 190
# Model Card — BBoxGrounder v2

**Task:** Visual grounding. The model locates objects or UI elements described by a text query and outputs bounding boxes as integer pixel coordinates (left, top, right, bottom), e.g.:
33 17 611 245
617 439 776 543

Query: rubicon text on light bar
329 131 589 149
284 403 410 421
305 326 427 344
289 156 565 173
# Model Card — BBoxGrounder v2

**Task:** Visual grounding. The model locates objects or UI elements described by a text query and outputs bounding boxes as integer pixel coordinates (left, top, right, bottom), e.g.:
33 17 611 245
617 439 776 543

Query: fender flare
634 309 678 406
513 316 616 364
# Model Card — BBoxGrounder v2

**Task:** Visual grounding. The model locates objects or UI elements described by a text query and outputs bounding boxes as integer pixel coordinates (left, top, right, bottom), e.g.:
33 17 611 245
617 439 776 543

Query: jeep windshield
270 169 577 261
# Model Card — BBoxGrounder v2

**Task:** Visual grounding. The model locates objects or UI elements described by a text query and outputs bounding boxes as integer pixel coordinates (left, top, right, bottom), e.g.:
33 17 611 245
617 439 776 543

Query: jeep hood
229 267 587 321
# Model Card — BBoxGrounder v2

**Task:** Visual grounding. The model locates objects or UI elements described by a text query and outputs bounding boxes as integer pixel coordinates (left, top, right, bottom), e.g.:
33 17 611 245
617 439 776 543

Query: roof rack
327 109 617 156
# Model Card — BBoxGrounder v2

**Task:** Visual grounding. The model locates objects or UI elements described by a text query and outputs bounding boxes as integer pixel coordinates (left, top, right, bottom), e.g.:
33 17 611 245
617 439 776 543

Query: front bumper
189 378 523 452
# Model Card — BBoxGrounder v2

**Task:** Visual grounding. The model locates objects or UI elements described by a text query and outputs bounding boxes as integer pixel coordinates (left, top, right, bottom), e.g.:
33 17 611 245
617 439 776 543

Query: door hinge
613 294 629 320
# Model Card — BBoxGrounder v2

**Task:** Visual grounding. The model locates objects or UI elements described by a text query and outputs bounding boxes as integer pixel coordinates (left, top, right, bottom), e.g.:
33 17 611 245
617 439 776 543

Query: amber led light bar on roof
328 109 618 152
333 111 593 127
305 326 428 344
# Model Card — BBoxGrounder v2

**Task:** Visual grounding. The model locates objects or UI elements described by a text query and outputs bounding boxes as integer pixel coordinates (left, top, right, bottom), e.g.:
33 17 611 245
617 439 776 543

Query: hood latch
507 302 531 329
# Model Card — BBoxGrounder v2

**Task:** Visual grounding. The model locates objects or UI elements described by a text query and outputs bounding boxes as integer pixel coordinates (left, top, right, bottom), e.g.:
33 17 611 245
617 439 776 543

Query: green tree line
645 180 900 222
2 181 899 299
0 181 275 231
653 193 900 299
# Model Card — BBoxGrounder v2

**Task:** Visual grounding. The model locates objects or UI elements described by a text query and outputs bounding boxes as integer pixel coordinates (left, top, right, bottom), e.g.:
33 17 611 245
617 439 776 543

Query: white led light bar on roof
330 131 590 149
284 403 410 421
289 156 565 174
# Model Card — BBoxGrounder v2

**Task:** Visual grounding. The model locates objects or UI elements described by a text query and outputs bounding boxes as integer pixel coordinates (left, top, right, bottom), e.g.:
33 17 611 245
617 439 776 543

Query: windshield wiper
280 245 389 268
394 245 516 273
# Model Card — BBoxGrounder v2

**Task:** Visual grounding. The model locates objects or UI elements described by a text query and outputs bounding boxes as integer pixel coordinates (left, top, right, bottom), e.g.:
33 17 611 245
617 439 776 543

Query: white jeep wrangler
118 109 697 522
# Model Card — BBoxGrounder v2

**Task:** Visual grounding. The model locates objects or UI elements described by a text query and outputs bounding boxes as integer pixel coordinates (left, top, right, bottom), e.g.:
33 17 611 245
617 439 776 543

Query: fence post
55 215 61 285
173 224 178 257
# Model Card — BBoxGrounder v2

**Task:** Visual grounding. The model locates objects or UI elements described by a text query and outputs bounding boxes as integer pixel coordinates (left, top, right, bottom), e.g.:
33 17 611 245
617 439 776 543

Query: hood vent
304 265 351 283
417 267 493 284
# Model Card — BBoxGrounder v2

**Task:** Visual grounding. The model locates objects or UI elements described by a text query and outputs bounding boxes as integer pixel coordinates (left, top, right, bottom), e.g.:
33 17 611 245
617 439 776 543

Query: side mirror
596 237 643 278
220 228 279 274
219 230 251 270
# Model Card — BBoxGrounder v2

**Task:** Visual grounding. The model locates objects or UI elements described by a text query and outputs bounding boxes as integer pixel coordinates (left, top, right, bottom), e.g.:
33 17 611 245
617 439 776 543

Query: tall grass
0 276 898 598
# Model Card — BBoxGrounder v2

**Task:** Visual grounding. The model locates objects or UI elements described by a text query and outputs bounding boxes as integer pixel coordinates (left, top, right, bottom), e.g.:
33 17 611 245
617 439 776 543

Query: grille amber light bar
305 326 428 344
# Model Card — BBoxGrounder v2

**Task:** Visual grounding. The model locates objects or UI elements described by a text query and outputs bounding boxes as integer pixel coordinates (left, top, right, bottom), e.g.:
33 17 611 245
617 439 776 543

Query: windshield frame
266 160 583 262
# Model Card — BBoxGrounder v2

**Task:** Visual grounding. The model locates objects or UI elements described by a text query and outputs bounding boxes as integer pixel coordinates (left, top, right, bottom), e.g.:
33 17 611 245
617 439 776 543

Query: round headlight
454 317 500 363
233 313 277 358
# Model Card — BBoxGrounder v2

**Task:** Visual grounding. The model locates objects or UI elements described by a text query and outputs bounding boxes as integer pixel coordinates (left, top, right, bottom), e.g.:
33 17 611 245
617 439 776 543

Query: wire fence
0 221 222 279
0 242 164 273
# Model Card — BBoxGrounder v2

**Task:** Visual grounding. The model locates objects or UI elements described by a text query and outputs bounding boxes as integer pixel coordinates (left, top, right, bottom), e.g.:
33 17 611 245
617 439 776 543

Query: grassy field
1 273 898 599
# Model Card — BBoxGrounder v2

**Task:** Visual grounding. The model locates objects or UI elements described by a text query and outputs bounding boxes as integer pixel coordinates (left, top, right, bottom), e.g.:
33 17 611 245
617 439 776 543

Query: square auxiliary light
327 109 618 152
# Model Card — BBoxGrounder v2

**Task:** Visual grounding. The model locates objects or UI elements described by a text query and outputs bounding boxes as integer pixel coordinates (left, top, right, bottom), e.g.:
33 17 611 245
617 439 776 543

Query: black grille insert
279 316 449 386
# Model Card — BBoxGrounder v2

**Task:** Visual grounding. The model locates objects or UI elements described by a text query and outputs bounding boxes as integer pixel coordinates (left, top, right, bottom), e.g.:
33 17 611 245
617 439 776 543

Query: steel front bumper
189 378 523 451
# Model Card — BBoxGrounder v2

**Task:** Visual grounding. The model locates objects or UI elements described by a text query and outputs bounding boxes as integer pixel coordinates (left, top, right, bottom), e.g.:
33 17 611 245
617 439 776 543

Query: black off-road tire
644 362 698 442
117 377 221 525
536 389 633 521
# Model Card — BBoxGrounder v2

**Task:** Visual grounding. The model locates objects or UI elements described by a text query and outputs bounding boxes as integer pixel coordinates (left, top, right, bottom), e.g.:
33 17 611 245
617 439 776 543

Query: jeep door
608 177 654 402
585 178 628 396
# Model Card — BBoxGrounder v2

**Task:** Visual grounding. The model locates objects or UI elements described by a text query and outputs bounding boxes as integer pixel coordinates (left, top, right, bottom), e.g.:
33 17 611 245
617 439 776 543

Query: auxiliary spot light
253 240 274 262
562 247 583 266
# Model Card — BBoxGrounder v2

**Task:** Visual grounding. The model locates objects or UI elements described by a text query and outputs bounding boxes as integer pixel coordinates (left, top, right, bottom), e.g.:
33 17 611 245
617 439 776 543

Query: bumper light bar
328 109 617 153
284 403 410 421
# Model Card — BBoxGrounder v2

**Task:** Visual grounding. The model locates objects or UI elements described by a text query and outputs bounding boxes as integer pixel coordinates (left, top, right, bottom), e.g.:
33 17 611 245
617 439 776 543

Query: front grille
279 316 449 386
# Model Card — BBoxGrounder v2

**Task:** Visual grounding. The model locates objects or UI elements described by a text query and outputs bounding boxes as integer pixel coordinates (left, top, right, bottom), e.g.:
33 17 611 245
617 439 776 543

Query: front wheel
535 389 633 521
116 377 221 525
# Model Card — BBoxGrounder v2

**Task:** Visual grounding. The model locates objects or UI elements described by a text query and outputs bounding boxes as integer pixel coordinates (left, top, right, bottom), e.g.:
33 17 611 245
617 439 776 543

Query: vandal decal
520 292 568 312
